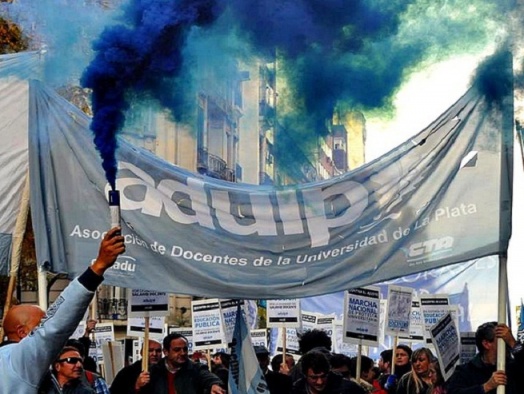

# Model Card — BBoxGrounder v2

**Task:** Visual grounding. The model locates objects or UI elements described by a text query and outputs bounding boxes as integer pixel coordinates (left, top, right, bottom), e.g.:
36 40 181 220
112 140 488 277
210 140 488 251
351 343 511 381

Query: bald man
0 227 125 393
110 339 163 393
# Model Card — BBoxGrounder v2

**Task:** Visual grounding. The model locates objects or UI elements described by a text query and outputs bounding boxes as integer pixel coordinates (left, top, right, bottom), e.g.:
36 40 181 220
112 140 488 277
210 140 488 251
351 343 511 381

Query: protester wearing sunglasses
38 346 95 393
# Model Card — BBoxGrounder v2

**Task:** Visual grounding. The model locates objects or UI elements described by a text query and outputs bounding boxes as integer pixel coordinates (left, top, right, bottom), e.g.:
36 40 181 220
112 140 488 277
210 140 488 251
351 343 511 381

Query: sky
366 53 491 160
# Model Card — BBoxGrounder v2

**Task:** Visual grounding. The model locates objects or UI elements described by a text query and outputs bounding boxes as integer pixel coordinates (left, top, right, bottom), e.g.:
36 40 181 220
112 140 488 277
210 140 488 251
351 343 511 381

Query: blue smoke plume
81 0 511 185
81 0 224 189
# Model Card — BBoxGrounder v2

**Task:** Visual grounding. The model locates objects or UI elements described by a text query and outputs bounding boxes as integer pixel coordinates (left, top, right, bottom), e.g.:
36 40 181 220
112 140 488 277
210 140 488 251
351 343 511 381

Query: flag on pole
228 305 269 394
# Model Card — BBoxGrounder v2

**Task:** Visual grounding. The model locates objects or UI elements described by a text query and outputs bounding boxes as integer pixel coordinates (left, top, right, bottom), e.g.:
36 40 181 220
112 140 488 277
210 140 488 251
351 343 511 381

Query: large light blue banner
28 54 513 299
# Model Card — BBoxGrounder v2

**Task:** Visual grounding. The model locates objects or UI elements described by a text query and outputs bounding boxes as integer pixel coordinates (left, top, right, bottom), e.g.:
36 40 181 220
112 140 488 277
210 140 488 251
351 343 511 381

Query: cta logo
406 236 454 262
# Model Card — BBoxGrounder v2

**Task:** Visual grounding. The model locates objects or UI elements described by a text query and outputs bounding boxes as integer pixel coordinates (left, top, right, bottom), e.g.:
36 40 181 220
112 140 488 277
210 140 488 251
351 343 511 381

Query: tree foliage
0 15 28 54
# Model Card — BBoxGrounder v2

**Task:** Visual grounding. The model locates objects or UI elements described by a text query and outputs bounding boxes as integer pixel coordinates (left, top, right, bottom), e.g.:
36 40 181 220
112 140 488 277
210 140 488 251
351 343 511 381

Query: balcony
197 148 228 180
225 168 236 182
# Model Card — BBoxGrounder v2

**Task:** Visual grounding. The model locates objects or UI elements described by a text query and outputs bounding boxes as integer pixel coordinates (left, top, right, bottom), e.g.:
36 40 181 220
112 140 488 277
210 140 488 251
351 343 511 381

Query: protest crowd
1 228 523 394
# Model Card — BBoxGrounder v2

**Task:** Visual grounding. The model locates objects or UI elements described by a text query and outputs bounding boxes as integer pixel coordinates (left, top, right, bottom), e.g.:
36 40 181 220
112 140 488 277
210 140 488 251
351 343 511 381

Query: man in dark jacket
291 350 366 394
290 329 333 384
139 333 224 394
39 346 95 394
447 321 524 394
65 339 110 393
110 339 162 393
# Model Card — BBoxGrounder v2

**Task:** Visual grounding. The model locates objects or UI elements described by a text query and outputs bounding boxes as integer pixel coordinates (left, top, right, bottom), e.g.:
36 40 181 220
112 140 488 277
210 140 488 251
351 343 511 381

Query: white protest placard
276 327 300 355
92 322 115 363
88 341 97 362
191 299 226 350
430 313 460 381
250 329 268 348
385 285 413 336
420 294 451 344
101 341 125 385
399 298 424 342
267 299 301 327
343 286 381 346
316 315 336 338
244 300 258 329
459 332 476 365
127 316 165 339
333 321 361 357
300 311 318 333
168 327 195 354
220 299 246 345
128 289 169 317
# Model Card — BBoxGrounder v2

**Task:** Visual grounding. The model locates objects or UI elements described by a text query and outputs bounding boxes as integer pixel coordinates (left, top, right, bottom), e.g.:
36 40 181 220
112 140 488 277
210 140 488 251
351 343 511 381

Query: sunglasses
57 357 84 365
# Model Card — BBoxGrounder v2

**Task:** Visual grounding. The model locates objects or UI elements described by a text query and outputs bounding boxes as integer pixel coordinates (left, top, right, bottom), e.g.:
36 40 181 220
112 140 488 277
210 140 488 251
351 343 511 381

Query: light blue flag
228 305 269 394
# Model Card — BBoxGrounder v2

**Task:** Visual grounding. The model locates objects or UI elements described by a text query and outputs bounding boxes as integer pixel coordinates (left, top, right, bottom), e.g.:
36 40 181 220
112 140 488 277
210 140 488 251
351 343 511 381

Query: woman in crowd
396 347 435 394
394 344 413 381
428 360 447 394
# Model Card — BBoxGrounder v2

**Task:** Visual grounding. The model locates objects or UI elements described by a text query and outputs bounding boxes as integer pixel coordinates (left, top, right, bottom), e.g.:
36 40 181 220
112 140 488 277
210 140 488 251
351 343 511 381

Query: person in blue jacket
0 227 125 393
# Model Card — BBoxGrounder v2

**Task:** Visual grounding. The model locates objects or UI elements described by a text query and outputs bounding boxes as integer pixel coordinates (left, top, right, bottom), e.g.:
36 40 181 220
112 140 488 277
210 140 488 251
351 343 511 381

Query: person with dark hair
38 346 96 393
299 329 333 354
394 345 413 379
330 353 352 379
371 367 380 381
447 321 524 394
65 339 110 394
381 344 412 392
254 346 292 394
349 355 375 392
0 228 125 393
396 347 435 394
211 351 230 390
374 349 393 392
110 339 162 393
271 353 295 375
291 350 366 394
212 351 230 369
139 333 224 394
290 329 333 383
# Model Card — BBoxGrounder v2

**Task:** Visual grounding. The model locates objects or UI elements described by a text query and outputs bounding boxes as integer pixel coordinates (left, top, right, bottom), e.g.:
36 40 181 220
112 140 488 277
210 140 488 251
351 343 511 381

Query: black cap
254 345 269 355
